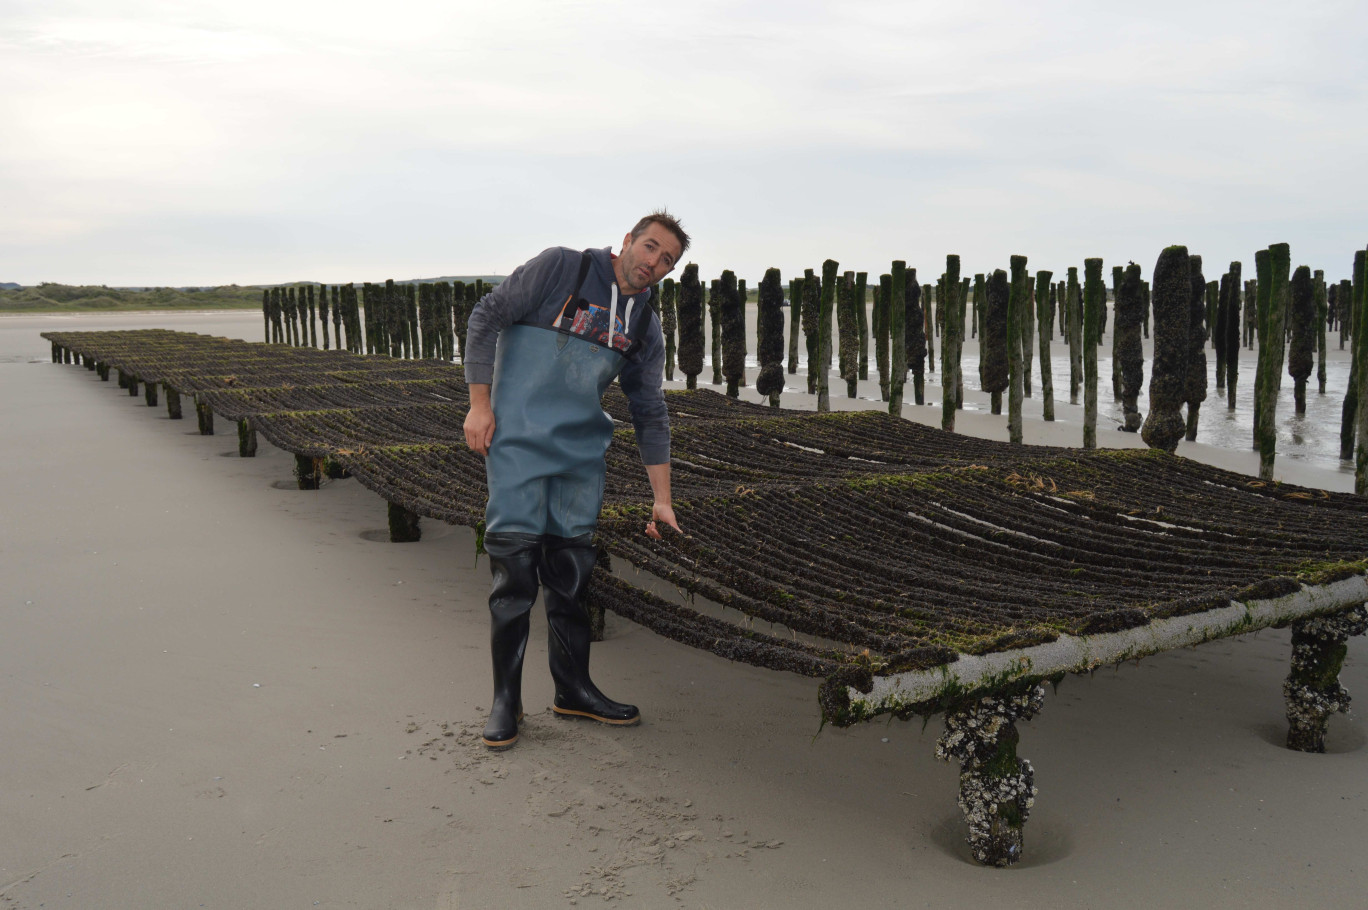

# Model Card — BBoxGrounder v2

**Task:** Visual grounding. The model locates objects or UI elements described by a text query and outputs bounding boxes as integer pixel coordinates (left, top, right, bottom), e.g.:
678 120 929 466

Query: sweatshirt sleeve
617 308 671 465
464 247 571 385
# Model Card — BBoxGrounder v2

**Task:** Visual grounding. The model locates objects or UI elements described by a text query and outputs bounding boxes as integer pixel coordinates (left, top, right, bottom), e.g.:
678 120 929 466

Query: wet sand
3 311 1366 908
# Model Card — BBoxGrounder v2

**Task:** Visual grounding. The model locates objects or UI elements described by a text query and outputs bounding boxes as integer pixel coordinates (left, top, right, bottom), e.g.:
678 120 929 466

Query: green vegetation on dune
1 283 266 312
1 277 506 314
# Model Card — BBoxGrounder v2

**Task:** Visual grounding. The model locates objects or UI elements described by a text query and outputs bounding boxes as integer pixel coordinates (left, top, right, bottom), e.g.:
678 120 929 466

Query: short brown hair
631 210 690 257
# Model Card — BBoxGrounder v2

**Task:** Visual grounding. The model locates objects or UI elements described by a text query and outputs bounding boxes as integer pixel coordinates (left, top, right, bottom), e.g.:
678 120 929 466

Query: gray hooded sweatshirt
465 245 671 465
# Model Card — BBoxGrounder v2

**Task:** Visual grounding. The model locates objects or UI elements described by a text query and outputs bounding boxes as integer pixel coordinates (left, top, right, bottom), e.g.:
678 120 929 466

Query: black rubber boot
541 535 640 726
481 532 541 749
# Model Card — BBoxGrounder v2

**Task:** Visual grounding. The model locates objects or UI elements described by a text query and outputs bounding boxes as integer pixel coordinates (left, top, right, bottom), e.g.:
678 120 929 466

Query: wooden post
1288 265 1315 414
1116 263 1145 432
923 283 935 374
1316 270 1328 395
720 270 746 398
1035 270 1055 421
709 279 722 386
1006 257 1029 443
817 259 839 413
661 278 677 382
677 264 704 390
1083 258 1104 448
972 274 984 341
1224 262 1243 408
1258 244 1291 481
756 268 786 408
906 270 926 406
1112 265 1125 399
1141 246 1191 453
319 283 331 350
982 269 1009 416
1183 256 1208 443
941 256 962 432
856 271 869 381
1067 267 1082 405
1341 254 1365 461
1020 263 1034 399
1355 247 1368 493
837 271 859 398
802 269 820 394
889 261 906 415
1340 278 1353 353
875 276 890 401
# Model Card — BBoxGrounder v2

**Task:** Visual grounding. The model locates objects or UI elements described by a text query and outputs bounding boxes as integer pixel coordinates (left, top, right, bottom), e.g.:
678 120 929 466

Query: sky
3 0 1366 287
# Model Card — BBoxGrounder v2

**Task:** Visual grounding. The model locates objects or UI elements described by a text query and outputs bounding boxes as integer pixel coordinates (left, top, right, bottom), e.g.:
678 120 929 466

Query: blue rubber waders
484 324 624 538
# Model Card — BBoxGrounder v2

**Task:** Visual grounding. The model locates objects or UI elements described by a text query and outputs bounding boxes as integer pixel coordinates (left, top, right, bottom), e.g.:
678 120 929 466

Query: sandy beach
4 310 1367 909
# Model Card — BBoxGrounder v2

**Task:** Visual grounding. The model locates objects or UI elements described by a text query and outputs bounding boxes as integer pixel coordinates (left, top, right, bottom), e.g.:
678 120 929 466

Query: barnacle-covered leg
1285 605 1368 753
935 683 1045 867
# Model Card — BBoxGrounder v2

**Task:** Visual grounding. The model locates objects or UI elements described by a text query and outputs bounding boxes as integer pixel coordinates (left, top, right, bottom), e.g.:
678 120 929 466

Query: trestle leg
387 501 420 542
237 419 257 457
294 454 321 490
195 396 214 435
1285 605 1368 753
936 683 1045 867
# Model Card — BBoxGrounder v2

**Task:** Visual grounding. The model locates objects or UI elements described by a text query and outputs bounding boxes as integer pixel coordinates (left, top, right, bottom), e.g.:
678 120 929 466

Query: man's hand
645 502 680 540
643 462 678 539
464 384 495 456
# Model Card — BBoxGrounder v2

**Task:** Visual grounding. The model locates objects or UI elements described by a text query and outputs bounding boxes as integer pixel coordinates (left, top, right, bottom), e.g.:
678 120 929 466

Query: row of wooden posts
260 279 489 360
261 243 1368 488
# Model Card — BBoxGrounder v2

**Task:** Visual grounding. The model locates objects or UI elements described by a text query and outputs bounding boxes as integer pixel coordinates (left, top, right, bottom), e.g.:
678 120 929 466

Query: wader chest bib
484 253 640 537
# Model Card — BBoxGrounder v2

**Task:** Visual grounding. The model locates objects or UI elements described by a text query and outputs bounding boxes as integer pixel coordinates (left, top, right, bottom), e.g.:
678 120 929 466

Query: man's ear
621 232 633 253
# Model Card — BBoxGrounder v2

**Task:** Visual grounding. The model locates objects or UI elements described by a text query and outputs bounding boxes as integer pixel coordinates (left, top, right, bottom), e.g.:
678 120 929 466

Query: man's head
614 210 689 295
630 211 690 258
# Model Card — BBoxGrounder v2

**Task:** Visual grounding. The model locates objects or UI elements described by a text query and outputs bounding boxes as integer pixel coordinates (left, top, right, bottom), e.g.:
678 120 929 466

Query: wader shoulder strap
553 250 597 330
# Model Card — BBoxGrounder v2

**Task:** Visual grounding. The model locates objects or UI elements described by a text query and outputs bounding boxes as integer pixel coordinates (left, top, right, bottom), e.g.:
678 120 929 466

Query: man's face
616 223 682 294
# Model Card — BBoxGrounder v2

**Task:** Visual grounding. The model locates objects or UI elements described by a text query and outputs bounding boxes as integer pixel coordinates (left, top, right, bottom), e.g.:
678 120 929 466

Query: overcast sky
4 0 1366 287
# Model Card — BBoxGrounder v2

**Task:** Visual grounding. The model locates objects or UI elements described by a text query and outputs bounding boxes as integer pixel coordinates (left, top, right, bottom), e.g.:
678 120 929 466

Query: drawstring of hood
606 283 637 351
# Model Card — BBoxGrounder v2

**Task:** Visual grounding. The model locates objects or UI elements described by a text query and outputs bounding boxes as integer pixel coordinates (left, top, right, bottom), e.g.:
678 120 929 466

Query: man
463 211 688 750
